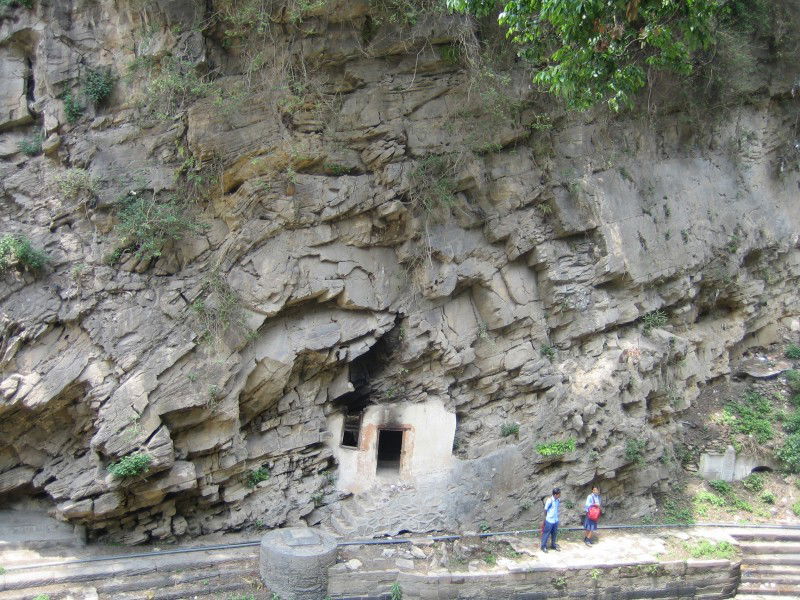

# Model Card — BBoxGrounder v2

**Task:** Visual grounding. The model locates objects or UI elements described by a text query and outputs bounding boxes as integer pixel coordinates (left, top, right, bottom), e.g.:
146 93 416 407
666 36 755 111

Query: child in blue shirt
583 485 601 546
541 487 561 552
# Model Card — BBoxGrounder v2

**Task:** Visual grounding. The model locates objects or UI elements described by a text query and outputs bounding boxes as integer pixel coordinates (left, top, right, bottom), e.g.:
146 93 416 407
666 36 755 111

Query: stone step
740 542 800 555
737 581 800 596
743 565 800 577
96 565 259 595
0 548 258 592
742 554 800 567
742 574 800 587
110 580 268 600
732 530 800 543
0 586 99 600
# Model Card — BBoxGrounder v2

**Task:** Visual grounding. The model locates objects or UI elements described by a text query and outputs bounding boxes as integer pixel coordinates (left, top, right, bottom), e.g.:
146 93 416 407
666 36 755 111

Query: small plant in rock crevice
246 466 270 487
408 154 457 216
500 423 520 437
389 582 403 600
786 344 800 360
0 234 47 274
625 439 647 465
62 91 84 123
56 168 97 200
540 344 556 360
107 453 152 479
18 133 43 156
641 309 668 335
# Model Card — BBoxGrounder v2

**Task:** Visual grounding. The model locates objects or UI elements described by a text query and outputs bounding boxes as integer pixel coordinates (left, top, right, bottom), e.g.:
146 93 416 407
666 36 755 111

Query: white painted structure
327 399 456 494
698 445 775 481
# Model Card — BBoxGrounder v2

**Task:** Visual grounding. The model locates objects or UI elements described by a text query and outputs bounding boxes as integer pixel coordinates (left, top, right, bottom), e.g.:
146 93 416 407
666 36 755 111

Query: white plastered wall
327 399 456 494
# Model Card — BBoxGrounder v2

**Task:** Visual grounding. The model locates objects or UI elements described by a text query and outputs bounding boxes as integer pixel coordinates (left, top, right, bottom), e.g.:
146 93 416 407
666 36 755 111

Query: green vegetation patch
724 391 773 443
785 344 800 360
56 168 97 200
777 433 800 473
500 423 519 437
685 539 737 560
83 67 115 106
536 438 575 456
641 309 668 335
625 439 647 465
108 453 152 479
448 0 721 111
18 133 43 156
0 234 47 274
246 467 270 487
408 155 457 215
110 191 205 264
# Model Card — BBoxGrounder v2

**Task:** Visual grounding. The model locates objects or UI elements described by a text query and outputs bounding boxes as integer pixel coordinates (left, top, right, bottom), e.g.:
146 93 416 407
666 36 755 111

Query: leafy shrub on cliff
786 345 800 360
110 191 205 264
83 67 115 106
108 453 152 479
56 168 97 200
62 91 84 124
0 234 47 274
625 439 647 464
536 438 575 456
777 433 800 473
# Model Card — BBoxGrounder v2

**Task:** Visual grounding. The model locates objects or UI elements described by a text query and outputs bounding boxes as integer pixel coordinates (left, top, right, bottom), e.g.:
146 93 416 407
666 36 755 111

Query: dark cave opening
376 429 403 471
333 323 399 448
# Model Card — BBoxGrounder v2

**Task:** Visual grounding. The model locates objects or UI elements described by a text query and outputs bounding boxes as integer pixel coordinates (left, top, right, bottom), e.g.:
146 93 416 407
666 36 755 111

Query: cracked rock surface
1 0 799 543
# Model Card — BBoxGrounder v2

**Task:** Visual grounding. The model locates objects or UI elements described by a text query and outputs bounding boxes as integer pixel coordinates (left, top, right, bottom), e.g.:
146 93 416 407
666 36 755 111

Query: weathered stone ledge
328 558 740 600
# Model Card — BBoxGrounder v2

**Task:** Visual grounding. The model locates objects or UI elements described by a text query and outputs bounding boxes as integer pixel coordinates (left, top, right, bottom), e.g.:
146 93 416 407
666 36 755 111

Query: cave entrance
376 429 403 474
341 408 363 448
751 466 773 473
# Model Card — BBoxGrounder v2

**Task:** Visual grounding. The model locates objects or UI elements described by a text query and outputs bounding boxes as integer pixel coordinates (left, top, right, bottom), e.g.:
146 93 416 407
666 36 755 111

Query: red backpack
587 504 601 521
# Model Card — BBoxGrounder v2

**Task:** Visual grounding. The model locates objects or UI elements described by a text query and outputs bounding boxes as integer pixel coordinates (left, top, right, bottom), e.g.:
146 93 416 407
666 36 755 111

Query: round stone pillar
259 527 338 600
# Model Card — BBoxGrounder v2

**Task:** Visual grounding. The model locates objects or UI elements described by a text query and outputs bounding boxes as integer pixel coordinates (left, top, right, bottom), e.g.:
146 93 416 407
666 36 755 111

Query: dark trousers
541 520 558 549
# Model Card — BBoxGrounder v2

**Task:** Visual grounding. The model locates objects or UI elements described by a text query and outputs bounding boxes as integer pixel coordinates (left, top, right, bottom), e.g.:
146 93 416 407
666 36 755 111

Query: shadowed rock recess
1 0 799 544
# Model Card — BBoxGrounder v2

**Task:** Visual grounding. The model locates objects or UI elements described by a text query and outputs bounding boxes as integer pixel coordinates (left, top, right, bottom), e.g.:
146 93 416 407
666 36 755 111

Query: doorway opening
376 429 403 473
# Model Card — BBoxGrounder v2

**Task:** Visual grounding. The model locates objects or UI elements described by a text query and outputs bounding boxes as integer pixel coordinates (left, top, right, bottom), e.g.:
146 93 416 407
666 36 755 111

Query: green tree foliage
448 0 723 110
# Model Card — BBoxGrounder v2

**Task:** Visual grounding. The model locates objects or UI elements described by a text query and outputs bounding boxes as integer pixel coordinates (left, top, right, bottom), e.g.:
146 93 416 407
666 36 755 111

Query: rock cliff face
1 0 799 543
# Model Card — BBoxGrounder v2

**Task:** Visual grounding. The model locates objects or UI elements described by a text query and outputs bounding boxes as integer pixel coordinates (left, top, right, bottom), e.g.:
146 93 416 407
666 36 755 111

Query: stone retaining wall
328 559 740 599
